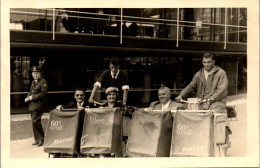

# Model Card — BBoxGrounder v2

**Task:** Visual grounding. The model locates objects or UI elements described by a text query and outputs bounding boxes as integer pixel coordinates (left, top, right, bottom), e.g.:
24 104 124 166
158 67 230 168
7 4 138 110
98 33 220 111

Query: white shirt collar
77 101 84 107
162 100 171 110
111 70 120 79
203 69 213 81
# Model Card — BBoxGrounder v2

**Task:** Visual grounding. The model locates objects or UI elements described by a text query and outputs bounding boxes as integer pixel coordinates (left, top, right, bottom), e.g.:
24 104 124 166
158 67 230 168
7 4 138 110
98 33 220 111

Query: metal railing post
53 8 55 40
176 8 179 47
120 8 123 44
224 8 227 49
238 8 240 43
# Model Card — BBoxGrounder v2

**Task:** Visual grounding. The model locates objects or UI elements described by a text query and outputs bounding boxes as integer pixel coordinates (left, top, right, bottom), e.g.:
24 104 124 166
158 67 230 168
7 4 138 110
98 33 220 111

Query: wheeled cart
126 109 173 157
170 110 231 157
43 109 85 158
80 108 123 157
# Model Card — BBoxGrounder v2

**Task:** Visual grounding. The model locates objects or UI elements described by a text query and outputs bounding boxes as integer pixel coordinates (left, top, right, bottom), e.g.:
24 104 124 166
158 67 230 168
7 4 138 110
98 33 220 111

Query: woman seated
98 87 122 108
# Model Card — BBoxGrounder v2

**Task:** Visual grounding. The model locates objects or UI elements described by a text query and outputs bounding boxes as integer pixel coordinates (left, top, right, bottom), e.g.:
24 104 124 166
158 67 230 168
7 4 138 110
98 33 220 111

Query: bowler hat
31 66 41 72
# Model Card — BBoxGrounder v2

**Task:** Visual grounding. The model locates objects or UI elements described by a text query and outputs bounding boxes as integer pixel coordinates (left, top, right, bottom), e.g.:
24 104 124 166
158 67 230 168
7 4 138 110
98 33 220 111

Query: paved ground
10 94 247 158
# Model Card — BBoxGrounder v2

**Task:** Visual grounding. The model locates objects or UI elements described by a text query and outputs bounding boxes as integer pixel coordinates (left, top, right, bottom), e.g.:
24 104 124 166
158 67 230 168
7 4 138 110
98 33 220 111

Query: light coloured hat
105 87 118 95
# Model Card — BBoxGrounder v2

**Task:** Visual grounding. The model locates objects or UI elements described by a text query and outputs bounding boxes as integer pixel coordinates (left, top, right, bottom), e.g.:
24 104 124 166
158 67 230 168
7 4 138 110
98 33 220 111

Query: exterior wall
10 8 247 113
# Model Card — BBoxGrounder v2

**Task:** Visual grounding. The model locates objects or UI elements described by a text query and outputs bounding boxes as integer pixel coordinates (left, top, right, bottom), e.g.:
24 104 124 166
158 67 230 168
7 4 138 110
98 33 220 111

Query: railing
10 8 247 46
10 88 183 94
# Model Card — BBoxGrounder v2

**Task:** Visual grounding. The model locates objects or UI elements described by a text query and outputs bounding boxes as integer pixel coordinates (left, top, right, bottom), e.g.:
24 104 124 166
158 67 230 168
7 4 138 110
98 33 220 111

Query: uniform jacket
28 78 48 111
149 100 184 110
179 66 228 108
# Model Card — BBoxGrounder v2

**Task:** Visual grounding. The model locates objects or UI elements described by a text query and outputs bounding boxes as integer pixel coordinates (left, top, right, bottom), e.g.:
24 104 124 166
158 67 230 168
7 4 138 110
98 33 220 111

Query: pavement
10 94 247 158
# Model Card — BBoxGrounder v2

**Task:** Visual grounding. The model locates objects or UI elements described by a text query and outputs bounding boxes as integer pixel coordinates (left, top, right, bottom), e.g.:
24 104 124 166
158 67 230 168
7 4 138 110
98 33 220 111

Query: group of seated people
56 86 123 111
56 86 184 112
51 52 231 158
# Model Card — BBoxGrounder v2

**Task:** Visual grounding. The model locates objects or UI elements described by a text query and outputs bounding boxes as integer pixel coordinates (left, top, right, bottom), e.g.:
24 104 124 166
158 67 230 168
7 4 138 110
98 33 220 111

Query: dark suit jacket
63 100 91 109
149 100 184 110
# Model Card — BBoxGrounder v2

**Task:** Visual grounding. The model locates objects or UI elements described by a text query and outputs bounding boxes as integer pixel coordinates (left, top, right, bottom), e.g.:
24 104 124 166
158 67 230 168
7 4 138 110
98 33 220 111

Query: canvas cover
80 108 122 156
126 109 173 157
122 116 131 137
43 109 85 155
170 111 214 157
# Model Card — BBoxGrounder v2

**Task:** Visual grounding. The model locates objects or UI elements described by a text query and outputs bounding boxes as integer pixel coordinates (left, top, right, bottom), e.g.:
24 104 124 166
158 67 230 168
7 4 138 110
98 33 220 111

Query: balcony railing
10 8 247 45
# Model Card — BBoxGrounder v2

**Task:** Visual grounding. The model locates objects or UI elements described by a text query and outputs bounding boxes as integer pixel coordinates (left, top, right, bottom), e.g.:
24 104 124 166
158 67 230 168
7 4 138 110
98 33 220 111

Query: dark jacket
97 69 129 91
28 78 48 111
149 100 184 110
63 100 91 109
179 66 228 108
98 101 122 108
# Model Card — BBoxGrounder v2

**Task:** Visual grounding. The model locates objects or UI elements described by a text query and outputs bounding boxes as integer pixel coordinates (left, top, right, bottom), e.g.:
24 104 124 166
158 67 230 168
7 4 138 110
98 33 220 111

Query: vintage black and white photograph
2 1 259 168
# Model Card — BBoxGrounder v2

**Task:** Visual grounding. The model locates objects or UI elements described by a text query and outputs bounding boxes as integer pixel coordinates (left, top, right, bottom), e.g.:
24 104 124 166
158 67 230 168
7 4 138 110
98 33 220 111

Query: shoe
37 140 44 147
32 141 39 145
99 154 105 158
53 153 61 158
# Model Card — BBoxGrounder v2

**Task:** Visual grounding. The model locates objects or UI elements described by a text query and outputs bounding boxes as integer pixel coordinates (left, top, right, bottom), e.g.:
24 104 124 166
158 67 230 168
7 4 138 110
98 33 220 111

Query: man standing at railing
88 57 129 108
175 52 228 113
25 66 48 147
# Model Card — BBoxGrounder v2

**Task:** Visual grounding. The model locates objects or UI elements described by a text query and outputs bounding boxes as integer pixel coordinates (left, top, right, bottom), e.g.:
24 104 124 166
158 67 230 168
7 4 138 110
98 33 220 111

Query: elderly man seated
149 87 185 110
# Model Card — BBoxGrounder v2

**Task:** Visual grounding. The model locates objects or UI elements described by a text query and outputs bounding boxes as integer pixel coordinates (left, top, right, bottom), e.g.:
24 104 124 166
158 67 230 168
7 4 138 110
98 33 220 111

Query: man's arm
207 70 228 102
176 72 199 102
88 84 99 103
121 70 130 105
25 84 32 102
122 89 128 105
88 70 107 103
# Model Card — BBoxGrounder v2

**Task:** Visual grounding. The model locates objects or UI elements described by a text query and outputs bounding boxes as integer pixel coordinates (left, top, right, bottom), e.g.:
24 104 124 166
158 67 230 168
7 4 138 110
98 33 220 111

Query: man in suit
54 87 90 158
149 87 184 110
56 87 90 110
25 66 48 147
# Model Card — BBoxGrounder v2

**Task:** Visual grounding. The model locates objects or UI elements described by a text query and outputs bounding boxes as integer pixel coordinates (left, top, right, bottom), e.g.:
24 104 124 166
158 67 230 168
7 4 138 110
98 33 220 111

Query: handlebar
180 99 209 104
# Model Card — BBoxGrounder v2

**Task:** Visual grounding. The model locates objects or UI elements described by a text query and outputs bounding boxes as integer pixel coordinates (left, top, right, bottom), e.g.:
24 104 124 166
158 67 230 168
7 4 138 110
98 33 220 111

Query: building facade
10 8 247 113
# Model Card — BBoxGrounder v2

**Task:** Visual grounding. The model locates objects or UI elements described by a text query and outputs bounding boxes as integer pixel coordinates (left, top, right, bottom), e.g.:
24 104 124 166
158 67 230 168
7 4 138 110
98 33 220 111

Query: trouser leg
31 110 45 142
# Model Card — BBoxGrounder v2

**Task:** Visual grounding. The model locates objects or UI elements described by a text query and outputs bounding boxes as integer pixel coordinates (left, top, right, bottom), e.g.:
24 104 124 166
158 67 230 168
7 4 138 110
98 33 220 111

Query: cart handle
171 110 213 113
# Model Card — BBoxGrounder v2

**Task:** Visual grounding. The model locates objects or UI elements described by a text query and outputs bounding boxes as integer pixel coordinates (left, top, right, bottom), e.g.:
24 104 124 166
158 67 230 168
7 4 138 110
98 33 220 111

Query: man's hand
24 96 32 102
175 95 183 103
56 105 63 110
202 102 210 110
28 95 32 101
78 106 85 111
88 98 94 104
24 97 29 102
208 98 214 103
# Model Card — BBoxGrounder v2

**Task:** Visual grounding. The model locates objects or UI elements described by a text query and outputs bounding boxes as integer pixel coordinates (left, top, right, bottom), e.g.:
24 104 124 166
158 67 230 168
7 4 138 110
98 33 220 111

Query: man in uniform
88 57 129 108
175 52 228 113
149 86 184 110
25 66 48 147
